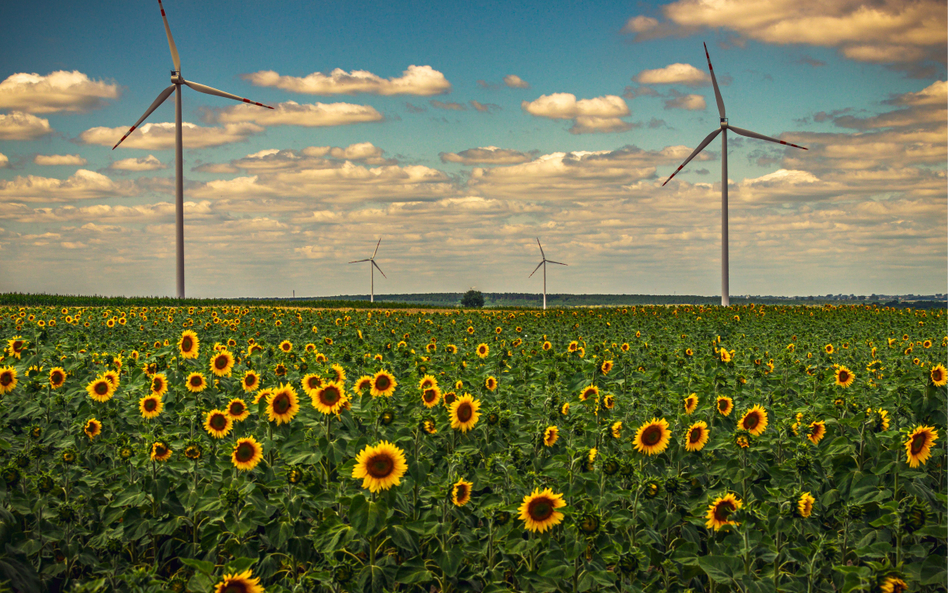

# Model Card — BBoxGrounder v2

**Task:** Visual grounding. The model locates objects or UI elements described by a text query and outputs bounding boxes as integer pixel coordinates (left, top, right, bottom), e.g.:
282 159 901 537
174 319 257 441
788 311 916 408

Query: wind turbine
529 238 567 310
349 238 387 303
663 43 807 307
112 0 273 299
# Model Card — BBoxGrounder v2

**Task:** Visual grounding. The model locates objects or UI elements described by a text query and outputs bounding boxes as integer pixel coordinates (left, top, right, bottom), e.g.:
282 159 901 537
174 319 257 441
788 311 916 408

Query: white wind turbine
663 43 807 307
529 238 567 310
113 0 273 299
349 238 387 303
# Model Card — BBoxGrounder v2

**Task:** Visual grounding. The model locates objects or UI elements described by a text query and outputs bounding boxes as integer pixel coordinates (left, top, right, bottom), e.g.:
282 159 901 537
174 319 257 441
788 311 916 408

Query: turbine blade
528 261 544 278
349 258 370 264
183 80 274 109
704 42 725 120
112 84 176 149
547 260 568 266
157 0 181 72
373 237 381 259
536 237 545 260
662 127 722 186
372 260 387 278
727 124 808 150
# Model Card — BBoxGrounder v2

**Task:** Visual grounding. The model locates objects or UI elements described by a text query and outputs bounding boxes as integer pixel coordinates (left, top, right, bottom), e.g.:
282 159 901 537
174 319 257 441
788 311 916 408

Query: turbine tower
349 238 387 303
113 0 273 299
663 43 807 307
529 238 567 310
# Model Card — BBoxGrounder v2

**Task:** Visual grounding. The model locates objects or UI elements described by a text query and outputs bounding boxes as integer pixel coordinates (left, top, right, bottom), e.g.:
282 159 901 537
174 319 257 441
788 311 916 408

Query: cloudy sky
1 0 945 299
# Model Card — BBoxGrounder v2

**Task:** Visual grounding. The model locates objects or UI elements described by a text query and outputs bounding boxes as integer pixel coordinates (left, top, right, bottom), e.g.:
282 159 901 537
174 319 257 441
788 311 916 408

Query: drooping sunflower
559 402 570 416
232 437 264 471
685 421 710 452
807 421 826 445
301 373 324 398
450 394 481 433
930 363 947 387
705 493 742 530
879 576 909 593
543 425 559 447
422 419 438 434
796 492 815 518
485 376 498 391
86 376 114 402
611 420 622 439
835 366 855 388
352 441 408 492
49 367 67 390
905 425 939 468
716 396 734 417
209 350 235 377
83 418 102 440
518 488 566 533
421 386 441 408
311 381 347 415
370 370 397 398
226 398 249 422
451 479 473 507
267 383 300 425
633 418 671 456
178 330 200 359
739 405 768 436
579 385 599 402
151 441 172 462
213 570 264 593
139 395 163 419
150 373 169 397
683 393 698 415
0 367 18 395
445 344 458 354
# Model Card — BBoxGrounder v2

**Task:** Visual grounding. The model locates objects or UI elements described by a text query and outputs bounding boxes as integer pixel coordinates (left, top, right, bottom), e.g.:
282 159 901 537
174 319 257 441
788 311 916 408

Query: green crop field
0 302 944 592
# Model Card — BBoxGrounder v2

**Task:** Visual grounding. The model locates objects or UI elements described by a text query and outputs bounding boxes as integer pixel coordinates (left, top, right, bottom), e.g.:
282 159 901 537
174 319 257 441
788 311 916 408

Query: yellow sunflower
418 375 438 391
485 376 498 391
905 425 939 468
451 479 473 507
150 373 169 397
603 394 615 410
139 395 163 419
150 441 172 462
739 405 768 436
278 340 293 353
450 394 481 433
178 330 200 359
232 437 264 471
330 364 346 384
797 492 815 518
600 360 614 374
835 366 855 388
0 367 17 395
49 367 67 390
807 421 826 445
213 570 264 593
421 386 442 408
209 350 235 377
518 488 566 533
633 418 671 456
352 441 408 492
301 373 324 398
354 375 373 394
267 384 300 425
102 369 120 389
311 381 347 415
370 370 397 398
611 420 622 439
83 418 102 440
824 344 834 354
880 576 909 593
579 385 599 402
683 393 698 415
685 421 710 452
227 398 250 422
716 396 733 417
705 493 742 530
83 375 113 402
476 343 490 358
561 402 570 415
543 425 558 447
186 372 207 393
204 409 232 438
930 363 947 387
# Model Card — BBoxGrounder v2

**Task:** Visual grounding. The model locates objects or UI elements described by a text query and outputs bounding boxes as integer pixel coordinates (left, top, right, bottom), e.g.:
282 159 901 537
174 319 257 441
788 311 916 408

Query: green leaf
697 555 742 584
180 557 215 575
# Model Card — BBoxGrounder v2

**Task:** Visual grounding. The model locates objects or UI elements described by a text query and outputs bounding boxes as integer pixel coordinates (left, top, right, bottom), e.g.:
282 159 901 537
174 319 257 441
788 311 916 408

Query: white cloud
633 63 710 86
79 121 264 149
242 65 451 96
34 154 88 166
110 155 165 171
0 111 52 140
213 101 383 127
0 153 8 168
504 75 530 89
440 146 534 165
664 93 707 110
0 71 120 114
522 93 633 134
0 169 137 203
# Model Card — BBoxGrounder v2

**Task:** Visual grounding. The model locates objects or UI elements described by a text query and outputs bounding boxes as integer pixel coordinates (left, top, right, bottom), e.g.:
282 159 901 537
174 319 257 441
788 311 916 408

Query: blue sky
1 0 945 299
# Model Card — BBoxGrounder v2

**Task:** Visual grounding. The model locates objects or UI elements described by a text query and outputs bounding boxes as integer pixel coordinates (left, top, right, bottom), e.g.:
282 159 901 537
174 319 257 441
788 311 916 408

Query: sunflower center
95 382 109 395
713 500 736 522
910 433 928 455
152 379 163 391
718 400 728 412
933 369 945 382
210 414 227 430
528 498 554 521
144 398 158 412
689 428 703 443
0 373 11 386
235 442 255 462
307 377 321 389
273 393 291 414
215 356 229 370
51 371 63 383
367 454 394 478
423 389 437 403
839 370 850 382
181 337 193 351
642 425 662 446
456 402 473 422
321 387 340 405
743 413 760 430
190 376 203 387
155 445 168 456
245 375 257 387
230 402 245 415
375 376 391 390
456 485 468 499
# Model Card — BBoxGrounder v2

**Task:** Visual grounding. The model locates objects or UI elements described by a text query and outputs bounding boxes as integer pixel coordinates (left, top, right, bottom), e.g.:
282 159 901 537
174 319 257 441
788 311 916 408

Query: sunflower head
139 395 163 419
232 437 264 471
83 418 102 440
352 441 408 492
451 479 473 507
213 570 264 593
633 418 671 456
150 441 172 462
450 394 481 433
794 492 815 519
178 330 200 359
738 405 769 436
543 425 558 447
716 396 733 417
705 493 742 530
370 370 397 398
685 421 709 452
683 393 698 415
186 372 207 393
204 409 233 439
834 366 855 388
518 488 566 533
311 381 347 416
930 363 948 387
905 425 939 468
806 420 826 445
267 384 301 425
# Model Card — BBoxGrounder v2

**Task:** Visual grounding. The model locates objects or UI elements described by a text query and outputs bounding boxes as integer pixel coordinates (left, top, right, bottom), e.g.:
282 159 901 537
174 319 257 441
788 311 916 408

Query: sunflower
354 375 373 395
102 369 121 388
476 343 490 358
139 395 163 419
232 437 264 471
611 420 622 439
301 373 324 397
685 421 709 452
542 341 553 351
796 492 815 518
352 441 408 492
370 370 397 398
579 385 599 402
835 366 855 388
267 384 300 425
85 376 114 402
418 375 438 391
450 394 481 433
274 363 287 377
807 421 826 445
633 418 671 456
185 372 207 393
209 350 235 377
880 576 909 593
446 344 458 354
150 373 168 397
0 367 17 395
178 330 200 359
705 493 742 530
184 443 203 461
422 419 438 434
518 488 566 533
451 479 473 507
485 376 498 391
278 340 293 353
719 349 732 363
212 570 264 593
683 393 698 415
311 381 347 415
83 418 101 440
905 425 939 468
930 363 947 387
739 405 768 436
603 394 615 410
824 344 834 354
543 425 558 447
600 360 614 374
150 441 172 462
5 337 25 359
714 395 732 416
421 386 441 408
49 367 67 390
557 402 569 416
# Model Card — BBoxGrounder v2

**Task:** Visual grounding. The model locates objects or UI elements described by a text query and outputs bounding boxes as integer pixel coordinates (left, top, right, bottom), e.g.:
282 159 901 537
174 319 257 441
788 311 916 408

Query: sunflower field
0 303 944 593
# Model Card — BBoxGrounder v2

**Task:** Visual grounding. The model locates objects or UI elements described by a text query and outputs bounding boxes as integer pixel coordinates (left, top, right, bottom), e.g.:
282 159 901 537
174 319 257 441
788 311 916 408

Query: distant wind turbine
529 238 567 310
663 43 807 307
113 0 273 299
349 238 387 303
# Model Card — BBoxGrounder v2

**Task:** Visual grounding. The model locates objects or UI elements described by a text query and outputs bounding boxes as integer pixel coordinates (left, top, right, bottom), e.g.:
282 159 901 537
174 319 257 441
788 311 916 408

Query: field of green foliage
0 302 944 592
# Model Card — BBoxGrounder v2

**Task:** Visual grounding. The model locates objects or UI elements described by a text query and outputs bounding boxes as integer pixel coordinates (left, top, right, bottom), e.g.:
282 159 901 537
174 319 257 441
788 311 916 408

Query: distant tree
461 289 484 308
